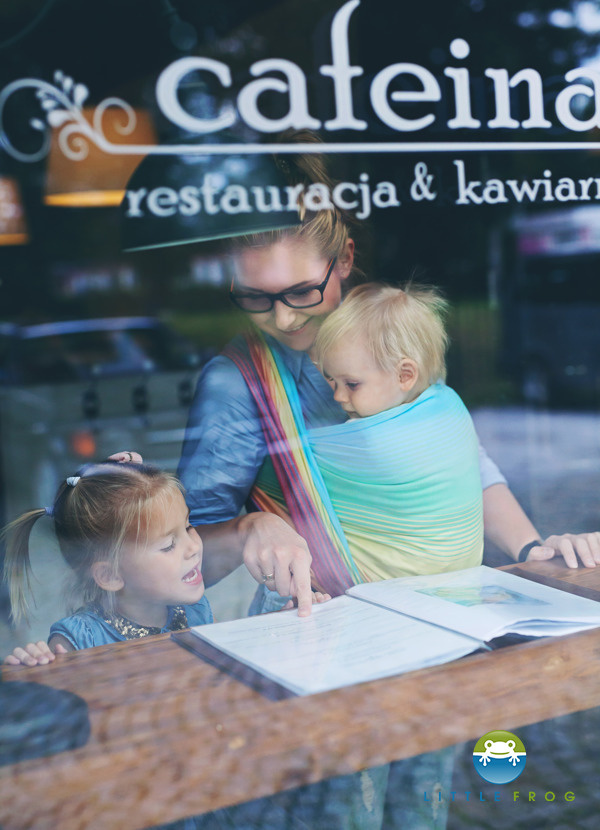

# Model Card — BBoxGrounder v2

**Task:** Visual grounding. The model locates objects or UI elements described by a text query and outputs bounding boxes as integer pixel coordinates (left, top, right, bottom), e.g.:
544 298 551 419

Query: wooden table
1 559 600 830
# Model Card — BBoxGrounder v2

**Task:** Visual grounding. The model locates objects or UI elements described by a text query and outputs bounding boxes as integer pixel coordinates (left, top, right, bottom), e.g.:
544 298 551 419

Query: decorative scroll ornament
0 70 145 163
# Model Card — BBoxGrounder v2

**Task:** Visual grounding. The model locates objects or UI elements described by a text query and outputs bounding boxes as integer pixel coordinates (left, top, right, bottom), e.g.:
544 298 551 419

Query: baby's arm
4 634 74 667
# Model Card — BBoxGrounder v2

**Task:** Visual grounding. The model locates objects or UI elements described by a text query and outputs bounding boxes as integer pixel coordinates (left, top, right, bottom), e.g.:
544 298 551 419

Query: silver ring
262 572 275 583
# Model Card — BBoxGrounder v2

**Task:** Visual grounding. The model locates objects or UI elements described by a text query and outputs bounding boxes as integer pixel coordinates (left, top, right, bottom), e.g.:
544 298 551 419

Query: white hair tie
66 476 80 487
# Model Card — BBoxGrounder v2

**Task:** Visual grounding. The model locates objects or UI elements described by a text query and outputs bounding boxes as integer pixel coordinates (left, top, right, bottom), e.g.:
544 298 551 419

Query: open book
173 566 600 697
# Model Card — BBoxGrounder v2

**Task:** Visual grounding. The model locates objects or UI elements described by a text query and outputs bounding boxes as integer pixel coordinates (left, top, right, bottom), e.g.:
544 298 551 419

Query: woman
175 142 600 829
177 148 600 618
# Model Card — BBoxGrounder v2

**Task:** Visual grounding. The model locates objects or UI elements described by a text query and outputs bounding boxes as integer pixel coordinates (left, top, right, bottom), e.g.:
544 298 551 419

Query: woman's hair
231 130 362 282
313 282 450 389
1 462 183 623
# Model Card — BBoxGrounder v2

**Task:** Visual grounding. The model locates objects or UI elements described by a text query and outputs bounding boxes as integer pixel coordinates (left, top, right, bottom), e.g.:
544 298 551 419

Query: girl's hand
107 450 143 464
3 641 68 667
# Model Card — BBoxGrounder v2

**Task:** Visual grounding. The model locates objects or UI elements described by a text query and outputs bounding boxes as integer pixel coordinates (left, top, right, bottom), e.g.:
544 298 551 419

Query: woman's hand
482 485 600 569
241 512 314 617
4 641 68 667
525 533 600 569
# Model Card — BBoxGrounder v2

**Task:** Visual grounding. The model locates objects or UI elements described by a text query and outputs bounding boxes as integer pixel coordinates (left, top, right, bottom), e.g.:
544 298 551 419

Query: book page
347 566 600 640
188 595 482 696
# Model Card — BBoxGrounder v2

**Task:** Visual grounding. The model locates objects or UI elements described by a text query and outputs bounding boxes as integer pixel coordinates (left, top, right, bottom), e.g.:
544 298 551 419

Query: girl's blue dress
49 597 213 649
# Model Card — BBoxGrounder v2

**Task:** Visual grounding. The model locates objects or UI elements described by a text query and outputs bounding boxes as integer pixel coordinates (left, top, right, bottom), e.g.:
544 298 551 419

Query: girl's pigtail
1 508 47 624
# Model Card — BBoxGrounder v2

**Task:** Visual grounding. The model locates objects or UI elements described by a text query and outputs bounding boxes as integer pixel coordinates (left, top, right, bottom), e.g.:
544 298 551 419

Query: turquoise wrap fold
307 382 484 581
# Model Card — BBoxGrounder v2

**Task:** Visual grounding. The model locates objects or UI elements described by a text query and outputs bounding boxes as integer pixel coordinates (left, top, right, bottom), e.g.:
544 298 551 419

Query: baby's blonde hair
314 282 449 390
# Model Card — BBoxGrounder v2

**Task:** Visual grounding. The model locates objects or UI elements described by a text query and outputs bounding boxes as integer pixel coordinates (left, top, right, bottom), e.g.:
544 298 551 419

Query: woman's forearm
482 483 540 560
194 516 248 586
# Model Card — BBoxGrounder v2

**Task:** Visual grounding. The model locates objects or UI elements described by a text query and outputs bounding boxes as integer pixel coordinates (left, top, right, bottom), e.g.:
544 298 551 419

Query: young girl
3 455 329 666
3 457 212 665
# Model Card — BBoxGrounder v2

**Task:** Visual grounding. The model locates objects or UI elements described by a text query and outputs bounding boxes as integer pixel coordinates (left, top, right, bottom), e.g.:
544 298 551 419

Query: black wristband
517 540 543 563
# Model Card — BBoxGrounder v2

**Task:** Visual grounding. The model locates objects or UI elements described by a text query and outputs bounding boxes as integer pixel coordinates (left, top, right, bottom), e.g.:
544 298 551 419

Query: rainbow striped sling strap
223 332 361 596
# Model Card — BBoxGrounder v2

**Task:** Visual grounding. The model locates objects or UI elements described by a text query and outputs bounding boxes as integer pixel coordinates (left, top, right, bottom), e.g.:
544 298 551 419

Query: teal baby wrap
308 382 483 581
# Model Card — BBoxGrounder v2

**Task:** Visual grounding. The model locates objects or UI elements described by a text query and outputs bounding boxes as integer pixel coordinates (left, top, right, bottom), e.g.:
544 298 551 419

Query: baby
314 281 448 417
310 282 484 581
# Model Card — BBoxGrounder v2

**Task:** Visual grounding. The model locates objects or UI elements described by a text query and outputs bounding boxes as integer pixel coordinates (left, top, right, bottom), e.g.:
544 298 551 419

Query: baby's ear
91 561 124 592
398 358 419 391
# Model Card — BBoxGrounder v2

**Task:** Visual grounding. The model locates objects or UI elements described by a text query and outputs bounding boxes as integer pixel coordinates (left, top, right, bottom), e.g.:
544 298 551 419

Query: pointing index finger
291 563 313 617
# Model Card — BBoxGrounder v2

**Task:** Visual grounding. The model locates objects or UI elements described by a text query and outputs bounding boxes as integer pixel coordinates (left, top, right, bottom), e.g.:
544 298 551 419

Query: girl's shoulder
49 604 127 650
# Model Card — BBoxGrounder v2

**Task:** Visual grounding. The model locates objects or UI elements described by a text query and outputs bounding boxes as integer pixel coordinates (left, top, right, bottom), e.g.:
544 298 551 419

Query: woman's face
232 237 353 353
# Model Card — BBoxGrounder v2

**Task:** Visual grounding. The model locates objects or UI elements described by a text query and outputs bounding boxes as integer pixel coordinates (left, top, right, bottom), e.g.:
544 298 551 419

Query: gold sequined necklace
94 605 189 639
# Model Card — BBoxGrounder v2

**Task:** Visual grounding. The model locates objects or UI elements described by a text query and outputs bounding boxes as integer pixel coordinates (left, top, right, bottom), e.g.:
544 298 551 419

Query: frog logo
473 730 526 784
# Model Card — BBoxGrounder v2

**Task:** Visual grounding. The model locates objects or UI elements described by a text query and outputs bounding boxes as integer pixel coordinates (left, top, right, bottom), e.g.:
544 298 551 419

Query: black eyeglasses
229 257 337 313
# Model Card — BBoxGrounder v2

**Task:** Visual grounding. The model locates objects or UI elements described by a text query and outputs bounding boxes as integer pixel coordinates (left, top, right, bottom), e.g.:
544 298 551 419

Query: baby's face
321 337 412 418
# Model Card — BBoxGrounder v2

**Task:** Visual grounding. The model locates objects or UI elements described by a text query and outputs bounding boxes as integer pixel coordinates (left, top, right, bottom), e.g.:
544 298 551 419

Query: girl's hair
313 282 450 389
231 130 362 283
1 462 183 623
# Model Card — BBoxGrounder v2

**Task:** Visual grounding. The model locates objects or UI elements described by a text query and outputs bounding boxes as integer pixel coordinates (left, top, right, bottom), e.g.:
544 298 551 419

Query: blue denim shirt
177 333 506 528
177 334 347 526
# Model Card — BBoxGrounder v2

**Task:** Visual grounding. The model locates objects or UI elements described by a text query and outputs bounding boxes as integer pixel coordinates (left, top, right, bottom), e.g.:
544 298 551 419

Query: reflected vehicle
0 317 211 522
502 207 600 407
